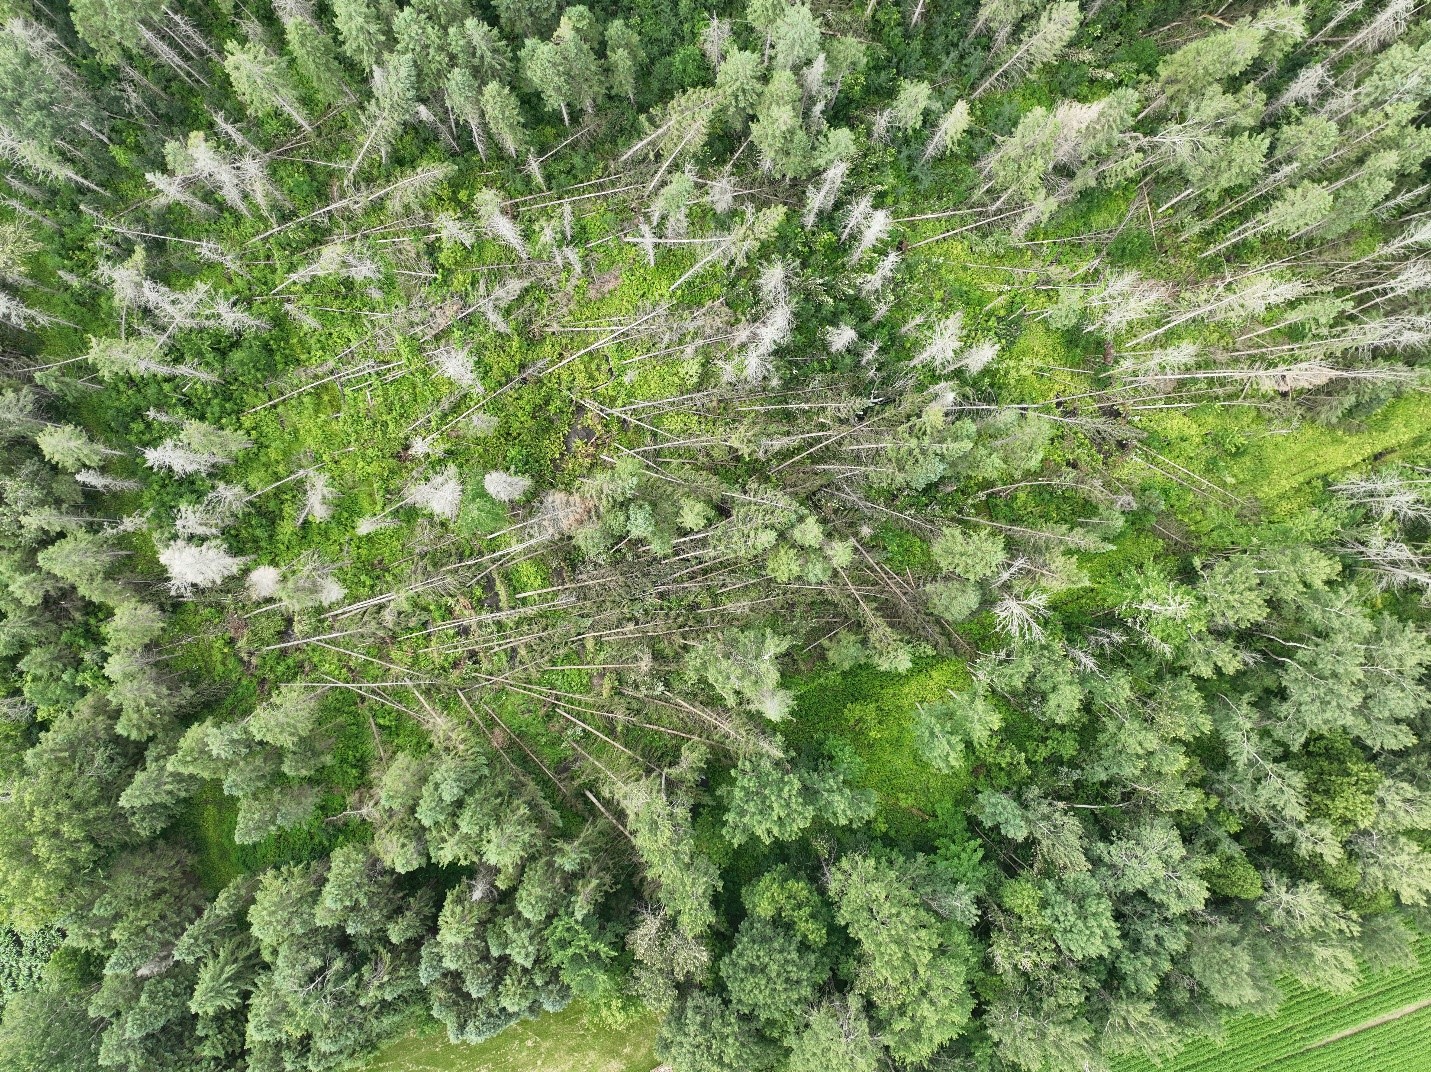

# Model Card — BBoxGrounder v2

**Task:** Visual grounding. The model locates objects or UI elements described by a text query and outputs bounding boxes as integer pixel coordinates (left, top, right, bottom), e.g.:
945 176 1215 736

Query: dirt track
1294 996 1431 1054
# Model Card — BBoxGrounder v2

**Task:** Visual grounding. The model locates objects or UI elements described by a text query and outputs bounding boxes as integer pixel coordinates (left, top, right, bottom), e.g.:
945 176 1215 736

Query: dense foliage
0 0 1429 1071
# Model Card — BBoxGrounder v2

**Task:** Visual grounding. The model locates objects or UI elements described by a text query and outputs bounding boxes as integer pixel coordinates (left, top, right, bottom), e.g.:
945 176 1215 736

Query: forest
0 0 1429 1070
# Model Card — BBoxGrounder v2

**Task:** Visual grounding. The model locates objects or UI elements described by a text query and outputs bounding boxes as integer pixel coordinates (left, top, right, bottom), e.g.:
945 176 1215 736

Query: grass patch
365 1005 658 1072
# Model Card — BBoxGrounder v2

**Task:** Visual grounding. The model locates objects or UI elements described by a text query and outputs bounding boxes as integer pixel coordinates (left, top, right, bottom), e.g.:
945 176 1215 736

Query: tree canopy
1 2 1430 1072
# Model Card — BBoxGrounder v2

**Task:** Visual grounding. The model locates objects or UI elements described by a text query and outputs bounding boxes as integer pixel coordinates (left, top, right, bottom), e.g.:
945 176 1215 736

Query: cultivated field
1115 932 1431 1072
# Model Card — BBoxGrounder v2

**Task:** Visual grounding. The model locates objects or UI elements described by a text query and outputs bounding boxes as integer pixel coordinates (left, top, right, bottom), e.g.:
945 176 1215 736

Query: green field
1266 1004 1431 1072
1115 936 1431 1072
366 1007 658 1072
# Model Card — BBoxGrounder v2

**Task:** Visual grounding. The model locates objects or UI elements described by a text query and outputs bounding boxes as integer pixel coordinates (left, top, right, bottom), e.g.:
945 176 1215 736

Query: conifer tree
493 0 559 39
606 20 642 104
68 0 165 63
716 48 763 127
752 71 814 179
480 82 529 157
35 424 107 472
333 0 396 70
223 41 313 131
771 2 821 71
283 15 352 106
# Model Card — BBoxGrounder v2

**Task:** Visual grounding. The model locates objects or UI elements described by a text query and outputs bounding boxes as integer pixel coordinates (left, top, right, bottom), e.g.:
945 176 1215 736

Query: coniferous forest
1 0 1430 1069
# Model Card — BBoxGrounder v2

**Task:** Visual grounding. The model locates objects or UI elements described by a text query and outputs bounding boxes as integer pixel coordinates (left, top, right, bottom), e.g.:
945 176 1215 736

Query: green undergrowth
1129 393 1431 547
785 657 974 841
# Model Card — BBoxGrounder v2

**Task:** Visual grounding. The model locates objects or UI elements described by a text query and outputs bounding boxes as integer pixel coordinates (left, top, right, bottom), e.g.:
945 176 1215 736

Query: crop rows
1114 938 1431 1072
1265 1003 1431 1072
